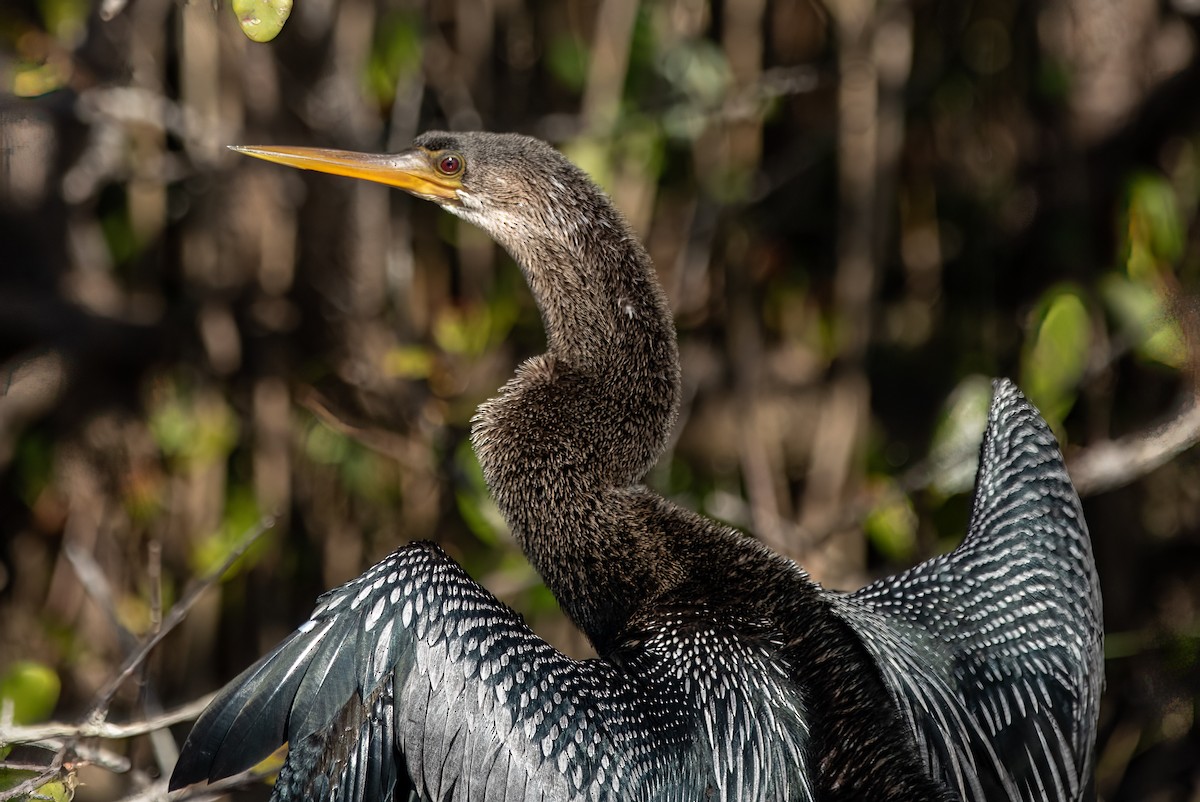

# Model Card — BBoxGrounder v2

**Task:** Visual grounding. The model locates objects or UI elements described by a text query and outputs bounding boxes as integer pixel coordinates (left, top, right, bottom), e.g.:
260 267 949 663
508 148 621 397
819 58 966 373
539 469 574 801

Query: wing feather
833 379 1103 802
172 541 815 802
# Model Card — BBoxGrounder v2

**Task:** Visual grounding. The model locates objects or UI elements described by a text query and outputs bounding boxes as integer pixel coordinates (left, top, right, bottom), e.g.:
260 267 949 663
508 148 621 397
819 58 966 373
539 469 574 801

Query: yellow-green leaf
0 661 60 725
864 483 918 562
1021 287 1092 430
231 0 292 43
1126 173 1184 270
927 375 993 498
189 488 269 579
1100 273 1187 369
30 777 76 802
383 345 434 379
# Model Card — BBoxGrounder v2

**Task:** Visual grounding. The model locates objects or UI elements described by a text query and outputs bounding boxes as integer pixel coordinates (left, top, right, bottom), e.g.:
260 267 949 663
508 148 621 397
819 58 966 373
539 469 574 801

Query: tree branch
1069 397 1200 496
0 693 215 747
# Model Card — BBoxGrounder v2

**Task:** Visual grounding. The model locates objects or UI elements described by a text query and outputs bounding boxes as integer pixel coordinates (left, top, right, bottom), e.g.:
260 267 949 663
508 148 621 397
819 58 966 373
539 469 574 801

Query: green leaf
1125 173 1184 274
432 300 518 358
864 482 918 562
658 40 731 110
1021 286 1091 430
383 345 434 379
363 13 423 103
29 777 76 802
546 36 589 93
1100 273 1186 369
149 385 240 467
453 440 507 546
0 661 60 726
231 0 292 43
927 375 993 498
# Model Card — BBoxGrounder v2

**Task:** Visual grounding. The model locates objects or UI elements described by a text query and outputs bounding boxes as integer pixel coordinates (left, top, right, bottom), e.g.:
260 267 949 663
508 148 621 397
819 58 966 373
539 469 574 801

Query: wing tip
983 376 1060 455
167 743 215 791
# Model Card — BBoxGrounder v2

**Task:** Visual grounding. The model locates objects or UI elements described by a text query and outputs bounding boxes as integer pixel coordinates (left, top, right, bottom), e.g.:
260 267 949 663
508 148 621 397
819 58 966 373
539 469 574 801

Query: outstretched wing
170 541 814 802
833 379 1103 802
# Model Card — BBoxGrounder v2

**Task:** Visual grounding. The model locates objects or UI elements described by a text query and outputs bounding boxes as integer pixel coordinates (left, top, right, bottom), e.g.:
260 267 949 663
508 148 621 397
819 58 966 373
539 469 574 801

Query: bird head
230 132 611 256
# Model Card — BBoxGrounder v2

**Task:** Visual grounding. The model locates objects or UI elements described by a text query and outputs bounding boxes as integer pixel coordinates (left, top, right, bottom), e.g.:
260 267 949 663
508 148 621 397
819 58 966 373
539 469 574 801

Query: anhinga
169 132 1103 801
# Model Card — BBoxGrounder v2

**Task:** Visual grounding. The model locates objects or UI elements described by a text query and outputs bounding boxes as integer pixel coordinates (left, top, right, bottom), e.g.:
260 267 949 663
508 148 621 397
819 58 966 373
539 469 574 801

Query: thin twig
85 514 276 724
145 763 276 802
2 739 133 773
64 541 138 653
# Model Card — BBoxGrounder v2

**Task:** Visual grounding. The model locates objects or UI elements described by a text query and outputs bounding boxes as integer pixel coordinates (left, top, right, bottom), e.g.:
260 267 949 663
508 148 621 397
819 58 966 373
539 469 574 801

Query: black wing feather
171 541 815 802
833 379 1103 802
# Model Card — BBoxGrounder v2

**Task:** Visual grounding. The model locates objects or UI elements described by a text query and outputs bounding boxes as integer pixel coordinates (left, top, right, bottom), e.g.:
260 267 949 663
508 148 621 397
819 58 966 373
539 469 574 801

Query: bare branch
800 393 1200 558
0 747 64 802
1069 398 1200 496
0 693 216 747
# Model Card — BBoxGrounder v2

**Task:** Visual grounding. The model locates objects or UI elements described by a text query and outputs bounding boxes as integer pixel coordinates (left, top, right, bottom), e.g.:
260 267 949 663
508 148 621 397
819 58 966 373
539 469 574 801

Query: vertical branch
831 0 878 366
720 0 794 554
800 0 910 584
580 0 639 136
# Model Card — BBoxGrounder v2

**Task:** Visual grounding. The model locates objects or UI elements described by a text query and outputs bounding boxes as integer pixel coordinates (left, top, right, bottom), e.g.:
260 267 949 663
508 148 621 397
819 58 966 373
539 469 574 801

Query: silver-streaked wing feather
832 379 1103 802
171 541 815 802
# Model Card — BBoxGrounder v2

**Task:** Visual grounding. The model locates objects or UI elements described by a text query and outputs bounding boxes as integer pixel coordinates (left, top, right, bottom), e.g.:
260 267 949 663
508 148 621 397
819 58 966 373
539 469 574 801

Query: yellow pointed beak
228 145 460 202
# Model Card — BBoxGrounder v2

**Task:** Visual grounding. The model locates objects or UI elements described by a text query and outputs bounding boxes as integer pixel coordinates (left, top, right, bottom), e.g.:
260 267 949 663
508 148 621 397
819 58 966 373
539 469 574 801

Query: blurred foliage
1021 285 1091 431
863 480 918 563
1 0 1199 799
0 661 63 798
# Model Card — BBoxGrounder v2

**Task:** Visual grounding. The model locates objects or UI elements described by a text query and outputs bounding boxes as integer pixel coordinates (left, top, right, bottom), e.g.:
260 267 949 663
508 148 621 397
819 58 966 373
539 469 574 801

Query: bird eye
436 153 463 176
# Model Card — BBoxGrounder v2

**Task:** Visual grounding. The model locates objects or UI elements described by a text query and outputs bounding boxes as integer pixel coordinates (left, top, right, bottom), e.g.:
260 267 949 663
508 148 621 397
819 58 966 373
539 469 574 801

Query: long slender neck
469 199 684 651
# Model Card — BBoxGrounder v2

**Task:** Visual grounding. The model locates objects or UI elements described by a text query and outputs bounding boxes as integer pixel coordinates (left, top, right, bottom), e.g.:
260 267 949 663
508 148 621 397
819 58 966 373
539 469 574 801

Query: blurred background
1 0 1199 799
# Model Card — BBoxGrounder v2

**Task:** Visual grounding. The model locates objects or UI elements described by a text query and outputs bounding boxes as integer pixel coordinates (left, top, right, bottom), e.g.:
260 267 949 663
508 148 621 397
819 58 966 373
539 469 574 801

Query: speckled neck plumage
465 158 688 651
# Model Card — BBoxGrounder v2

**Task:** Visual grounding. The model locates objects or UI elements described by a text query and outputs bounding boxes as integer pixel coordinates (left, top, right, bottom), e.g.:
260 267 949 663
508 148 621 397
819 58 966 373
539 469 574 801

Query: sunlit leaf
927 375 993 498
231 0 292 43
41 0 89 45
384 346 434 379
432 300 518 358
1125 173 1184 277
13 62 71 97
29 776 75 802
150 384 240 467
864 481 917 562
561 139 614 193
1021 286 1091 430
0 661 60 726
304 421 350 465
1100 273 1187 369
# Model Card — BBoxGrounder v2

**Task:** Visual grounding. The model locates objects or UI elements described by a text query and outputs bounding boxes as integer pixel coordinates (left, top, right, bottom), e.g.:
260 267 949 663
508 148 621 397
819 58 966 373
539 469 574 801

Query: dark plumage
170 132 1103 801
